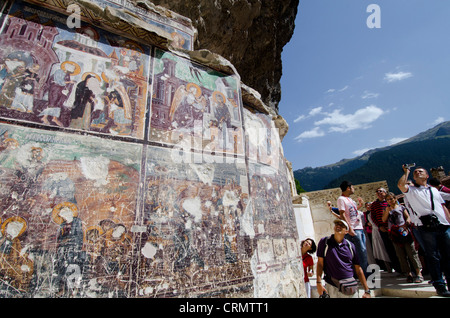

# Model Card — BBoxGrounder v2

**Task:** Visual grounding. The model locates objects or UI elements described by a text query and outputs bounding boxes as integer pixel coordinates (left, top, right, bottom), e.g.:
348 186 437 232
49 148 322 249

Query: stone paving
309 271 447 298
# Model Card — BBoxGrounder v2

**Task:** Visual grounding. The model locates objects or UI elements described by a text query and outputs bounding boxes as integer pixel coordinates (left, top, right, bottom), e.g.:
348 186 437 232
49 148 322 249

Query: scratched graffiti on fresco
135 146 253 297
244 109 301 284
0 123 142 297
249 162 297 239
243 108 295 238
244 108 282 169
0 1 151 138
150 48 245 157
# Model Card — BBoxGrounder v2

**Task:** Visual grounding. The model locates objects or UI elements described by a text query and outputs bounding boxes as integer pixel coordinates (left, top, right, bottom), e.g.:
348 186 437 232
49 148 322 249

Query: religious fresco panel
0 123 143 297
149 48 245 158
243 109 301 283
24 0 195 51
96 0 195 51
0 0 151 139
136 146 253 297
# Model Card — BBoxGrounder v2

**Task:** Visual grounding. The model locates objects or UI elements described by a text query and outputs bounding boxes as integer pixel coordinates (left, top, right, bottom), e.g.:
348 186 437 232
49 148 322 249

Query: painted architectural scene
0 0 151 138
0 123 143 297
150 49 245 158
136 146 253 297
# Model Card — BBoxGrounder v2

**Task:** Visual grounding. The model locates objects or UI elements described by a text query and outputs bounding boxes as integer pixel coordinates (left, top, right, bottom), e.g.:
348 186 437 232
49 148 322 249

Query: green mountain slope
325 136 450 193
294 121 450 192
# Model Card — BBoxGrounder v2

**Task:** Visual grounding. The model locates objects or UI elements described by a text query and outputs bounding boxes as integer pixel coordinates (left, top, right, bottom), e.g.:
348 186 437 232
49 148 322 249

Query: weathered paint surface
0 0 303 297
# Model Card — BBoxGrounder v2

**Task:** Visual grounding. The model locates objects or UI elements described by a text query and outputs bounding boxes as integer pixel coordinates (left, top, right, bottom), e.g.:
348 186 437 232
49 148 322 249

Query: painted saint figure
0 216 34 291
0 51 33 109
11 63 40 113
211 91 232 150
52 202 85 294
102 67 133 134
169 82 206 132
39 61 79 127
70 73 103 130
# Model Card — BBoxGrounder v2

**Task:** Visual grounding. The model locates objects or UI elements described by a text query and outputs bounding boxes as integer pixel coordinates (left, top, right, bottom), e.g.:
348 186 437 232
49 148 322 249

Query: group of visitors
301 164 450 298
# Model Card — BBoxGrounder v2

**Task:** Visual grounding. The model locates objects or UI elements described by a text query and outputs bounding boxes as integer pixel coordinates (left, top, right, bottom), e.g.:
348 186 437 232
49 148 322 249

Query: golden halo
1 216 27 237
101 71 109 83
3 138 19 148
61 61 81 76
52 202 79 225
212 91 226 104
81 72 101 82
186 82 202 98
171 32 185 45
84 225 105 243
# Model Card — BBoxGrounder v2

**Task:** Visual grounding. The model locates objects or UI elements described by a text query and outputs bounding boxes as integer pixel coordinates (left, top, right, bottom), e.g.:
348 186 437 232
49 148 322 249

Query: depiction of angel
168 83 206 131
0 216 34 290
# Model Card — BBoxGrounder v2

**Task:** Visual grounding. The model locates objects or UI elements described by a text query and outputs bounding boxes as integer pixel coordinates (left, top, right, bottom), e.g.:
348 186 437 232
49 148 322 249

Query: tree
295 178 306 194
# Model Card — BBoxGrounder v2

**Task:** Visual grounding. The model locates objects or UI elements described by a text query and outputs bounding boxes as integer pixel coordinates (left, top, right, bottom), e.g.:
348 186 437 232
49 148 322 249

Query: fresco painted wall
0 0 303 298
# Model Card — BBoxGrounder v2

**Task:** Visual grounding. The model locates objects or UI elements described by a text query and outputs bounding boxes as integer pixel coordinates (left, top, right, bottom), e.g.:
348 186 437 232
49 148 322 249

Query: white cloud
293 115 305 123
308 106 323 116
294 127 325 142
352 148 372 156
379 137 408 145
326 85 349 94
361 91 379 99
432 117 445 125
293 106 323 123
384 71 413 83
314 105 385 133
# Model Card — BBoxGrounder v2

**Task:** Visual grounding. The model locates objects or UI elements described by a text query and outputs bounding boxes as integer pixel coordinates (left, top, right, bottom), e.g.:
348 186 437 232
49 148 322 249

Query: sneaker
413 275 424 283
435 285 450 297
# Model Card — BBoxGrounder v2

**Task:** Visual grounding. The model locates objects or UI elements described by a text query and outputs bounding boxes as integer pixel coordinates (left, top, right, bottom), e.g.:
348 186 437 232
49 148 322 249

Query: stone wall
0 0 302 298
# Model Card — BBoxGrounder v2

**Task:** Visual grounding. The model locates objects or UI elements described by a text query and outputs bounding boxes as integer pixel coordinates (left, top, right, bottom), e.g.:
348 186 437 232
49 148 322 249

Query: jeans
345 229 369 277
413 225 450 288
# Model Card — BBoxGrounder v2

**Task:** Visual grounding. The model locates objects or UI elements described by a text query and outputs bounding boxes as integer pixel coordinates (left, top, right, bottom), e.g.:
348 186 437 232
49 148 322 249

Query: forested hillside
325 136 450 193
294 121 450 192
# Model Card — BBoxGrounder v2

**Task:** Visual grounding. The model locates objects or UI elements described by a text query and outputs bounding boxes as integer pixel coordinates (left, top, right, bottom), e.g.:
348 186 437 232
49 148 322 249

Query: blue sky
279 0 450 170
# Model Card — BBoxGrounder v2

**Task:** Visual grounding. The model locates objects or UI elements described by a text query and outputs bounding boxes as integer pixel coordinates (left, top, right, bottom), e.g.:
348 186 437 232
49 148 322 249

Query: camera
404 163 416 169
319 291 330 298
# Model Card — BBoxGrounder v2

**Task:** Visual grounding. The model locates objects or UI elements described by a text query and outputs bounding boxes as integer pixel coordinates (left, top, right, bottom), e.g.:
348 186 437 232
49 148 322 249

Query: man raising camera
398 164 450 297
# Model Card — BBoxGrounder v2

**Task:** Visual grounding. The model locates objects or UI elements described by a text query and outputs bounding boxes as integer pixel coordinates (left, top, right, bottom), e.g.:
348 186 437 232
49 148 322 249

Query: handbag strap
429 187 435 211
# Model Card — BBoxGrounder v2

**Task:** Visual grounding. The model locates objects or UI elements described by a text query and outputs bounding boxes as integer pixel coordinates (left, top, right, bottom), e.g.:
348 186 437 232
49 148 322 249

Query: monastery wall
0 0 303 298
